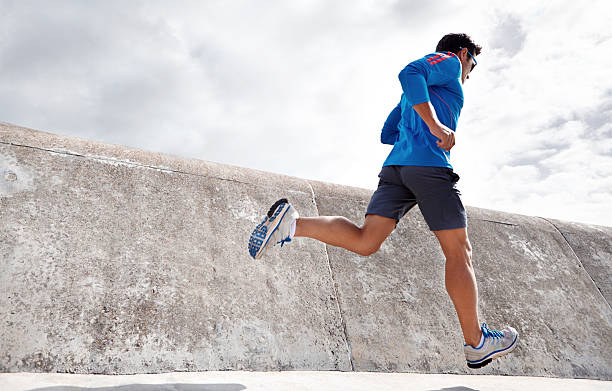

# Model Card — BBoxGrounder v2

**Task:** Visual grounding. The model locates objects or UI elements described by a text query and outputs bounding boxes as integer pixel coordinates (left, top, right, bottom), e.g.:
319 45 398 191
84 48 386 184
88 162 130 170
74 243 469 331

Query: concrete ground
1 371 610 391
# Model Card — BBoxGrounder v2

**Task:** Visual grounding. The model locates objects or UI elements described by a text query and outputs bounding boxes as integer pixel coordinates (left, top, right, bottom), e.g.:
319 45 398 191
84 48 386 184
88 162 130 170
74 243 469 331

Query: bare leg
295 214 397 256
434 227 482 347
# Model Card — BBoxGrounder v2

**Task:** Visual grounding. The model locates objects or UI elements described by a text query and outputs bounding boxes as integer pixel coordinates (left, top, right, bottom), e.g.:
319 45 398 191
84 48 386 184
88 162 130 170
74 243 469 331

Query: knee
357 246 380 257
446 240 473 265
357 244 381 257
354 217 394 257
356 237 383 257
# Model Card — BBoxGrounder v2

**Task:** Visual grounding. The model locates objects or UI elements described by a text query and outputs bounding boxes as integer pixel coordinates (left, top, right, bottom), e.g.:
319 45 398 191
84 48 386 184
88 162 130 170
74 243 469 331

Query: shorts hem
365 211 400 222
428 221 468 232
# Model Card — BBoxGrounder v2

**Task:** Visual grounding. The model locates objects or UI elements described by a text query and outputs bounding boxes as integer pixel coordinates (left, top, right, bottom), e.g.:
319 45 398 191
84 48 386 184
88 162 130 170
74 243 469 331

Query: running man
248 33 519 368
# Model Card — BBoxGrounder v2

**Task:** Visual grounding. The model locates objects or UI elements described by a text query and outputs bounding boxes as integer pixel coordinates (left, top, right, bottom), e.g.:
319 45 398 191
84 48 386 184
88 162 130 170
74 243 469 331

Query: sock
474 333 485 349
289 219 296 239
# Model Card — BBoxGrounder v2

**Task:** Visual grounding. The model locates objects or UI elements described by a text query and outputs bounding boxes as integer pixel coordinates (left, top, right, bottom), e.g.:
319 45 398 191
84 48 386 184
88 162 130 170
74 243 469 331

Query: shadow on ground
26 383 480 391
28 384 245 391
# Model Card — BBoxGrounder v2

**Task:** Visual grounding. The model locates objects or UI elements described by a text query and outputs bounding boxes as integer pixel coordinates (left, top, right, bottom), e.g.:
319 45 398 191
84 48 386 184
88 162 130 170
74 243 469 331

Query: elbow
380 132 398 145
380 132 388 144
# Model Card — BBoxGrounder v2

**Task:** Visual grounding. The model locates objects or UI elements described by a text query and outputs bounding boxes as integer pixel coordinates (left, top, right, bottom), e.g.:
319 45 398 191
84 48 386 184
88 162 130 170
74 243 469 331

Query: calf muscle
295 214 396 256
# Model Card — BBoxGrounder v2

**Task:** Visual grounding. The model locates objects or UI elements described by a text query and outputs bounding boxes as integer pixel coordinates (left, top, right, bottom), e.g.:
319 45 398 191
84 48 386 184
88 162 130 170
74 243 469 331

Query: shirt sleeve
398 54 461 106
381 103 401 145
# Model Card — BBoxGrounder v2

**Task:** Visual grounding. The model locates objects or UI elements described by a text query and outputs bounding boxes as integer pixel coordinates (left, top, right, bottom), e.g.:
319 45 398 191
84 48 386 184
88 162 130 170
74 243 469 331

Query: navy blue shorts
366 165 467 231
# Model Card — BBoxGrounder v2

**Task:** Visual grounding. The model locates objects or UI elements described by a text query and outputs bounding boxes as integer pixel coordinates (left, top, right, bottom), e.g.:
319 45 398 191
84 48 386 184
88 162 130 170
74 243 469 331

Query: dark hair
436 33 482 56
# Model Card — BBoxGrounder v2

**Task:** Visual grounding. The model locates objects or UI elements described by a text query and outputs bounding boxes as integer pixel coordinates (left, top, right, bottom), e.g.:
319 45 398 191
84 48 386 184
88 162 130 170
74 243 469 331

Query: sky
1 0 611 227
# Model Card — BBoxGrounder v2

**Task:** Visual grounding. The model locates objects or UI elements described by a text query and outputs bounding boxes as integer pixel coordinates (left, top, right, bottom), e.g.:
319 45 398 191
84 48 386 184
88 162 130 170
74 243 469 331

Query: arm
398 56 460 151
381 103 401 145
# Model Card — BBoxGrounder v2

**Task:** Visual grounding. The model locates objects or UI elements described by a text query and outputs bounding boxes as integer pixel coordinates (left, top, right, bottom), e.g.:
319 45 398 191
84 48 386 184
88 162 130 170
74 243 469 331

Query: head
436 33 482 84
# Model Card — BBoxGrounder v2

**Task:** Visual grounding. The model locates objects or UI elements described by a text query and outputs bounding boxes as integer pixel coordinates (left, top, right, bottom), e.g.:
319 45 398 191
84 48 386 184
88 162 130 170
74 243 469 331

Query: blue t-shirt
381 52 464 169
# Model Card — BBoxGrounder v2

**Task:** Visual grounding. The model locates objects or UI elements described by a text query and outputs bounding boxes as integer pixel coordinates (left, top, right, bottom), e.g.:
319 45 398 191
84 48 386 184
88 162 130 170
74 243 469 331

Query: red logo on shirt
427 52 456 65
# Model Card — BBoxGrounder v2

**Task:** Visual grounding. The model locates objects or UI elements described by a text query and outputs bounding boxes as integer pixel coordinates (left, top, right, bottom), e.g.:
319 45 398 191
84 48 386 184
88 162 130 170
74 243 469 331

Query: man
248 33 518 369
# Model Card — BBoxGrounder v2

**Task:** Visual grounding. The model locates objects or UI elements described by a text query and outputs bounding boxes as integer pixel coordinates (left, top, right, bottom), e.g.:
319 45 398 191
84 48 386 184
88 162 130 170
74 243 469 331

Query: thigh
365 166 418 222
399 166 467 231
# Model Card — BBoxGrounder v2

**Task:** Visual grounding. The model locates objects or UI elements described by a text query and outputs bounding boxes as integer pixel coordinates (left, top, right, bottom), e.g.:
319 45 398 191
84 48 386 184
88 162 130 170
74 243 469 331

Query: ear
455 47 466 60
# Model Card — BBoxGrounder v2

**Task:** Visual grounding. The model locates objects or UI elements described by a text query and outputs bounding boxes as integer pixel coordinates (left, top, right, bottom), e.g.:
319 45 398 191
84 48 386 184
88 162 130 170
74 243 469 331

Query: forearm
412 101 443 129
412 101 455 151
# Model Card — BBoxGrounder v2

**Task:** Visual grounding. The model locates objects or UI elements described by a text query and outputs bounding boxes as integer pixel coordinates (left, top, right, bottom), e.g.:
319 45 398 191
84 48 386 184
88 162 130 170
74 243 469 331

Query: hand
430 123 455 151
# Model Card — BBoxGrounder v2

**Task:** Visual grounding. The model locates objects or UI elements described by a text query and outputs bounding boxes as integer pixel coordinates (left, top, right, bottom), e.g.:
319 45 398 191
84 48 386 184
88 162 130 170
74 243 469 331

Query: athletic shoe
464 322 519 368
248 198 299 260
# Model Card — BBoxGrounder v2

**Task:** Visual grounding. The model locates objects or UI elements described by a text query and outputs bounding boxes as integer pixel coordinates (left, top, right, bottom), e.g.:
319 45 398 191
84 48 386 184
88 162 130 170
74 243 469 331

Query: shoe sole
248 199 290 259
467 358 492 369
467 333 519 369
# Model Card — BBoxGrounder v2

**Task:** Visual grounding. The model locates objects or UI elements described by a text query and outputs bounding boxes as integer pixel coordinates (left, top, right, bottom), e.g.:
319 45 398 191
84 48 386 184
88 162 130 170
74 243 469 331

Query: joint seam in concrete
539 217 611 310
1 141 269 189
307 181 355 371
477 219 518 227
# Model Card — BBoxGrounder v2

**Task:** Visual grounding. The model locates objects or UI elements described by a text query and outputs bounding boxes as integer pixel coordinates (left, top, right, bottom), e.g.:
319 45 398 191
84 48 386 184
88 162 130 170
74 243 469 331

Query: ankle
294 217 304 237
466 331 483 348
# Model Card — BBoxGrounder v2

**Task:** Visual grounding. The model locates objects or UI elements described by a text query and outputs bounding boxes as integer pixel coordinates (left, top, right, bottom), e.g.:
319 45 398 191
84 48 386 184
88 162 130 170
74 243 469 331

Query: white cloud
0 0 611 226
454 0 612 226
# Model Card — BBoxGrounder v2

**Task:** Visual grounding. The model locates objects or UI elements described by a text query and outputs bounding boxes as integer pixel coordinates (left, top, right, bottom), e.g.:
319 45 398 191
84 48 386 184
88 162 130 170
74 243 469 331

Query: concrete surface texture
1 371 611 391
548 218 612 306
1 122 611 380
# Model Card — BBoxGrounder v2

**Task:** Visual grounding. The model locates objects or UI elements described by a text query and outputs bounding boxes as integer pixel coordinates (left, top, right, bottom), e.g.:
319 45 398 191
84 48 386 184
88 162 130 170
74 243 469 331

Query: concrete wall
1 122 611 380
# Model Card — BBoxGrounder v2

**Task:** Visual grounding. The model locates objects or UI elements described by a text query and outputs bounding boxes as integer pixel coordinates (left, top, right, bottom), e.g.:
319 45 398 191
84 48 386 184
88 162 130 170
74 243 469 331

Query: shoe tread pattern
248 199 289 258
248 218 268 257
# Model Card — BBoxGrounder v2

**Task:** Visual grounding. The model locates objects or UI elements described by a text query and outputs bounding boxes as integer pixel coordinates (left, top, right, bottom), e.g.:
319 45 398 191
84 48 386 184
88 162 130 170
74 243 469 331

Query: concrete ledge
1 122 611 379
1 123 350 374
546 218 612 307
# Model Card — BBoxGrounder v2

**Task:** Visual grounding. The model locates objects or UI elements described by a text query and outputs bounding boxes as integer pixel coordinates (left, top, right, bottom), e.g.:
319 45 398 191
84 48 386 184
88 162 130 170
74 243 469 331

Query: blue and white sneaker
464 322 519 368
248 198 299 260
